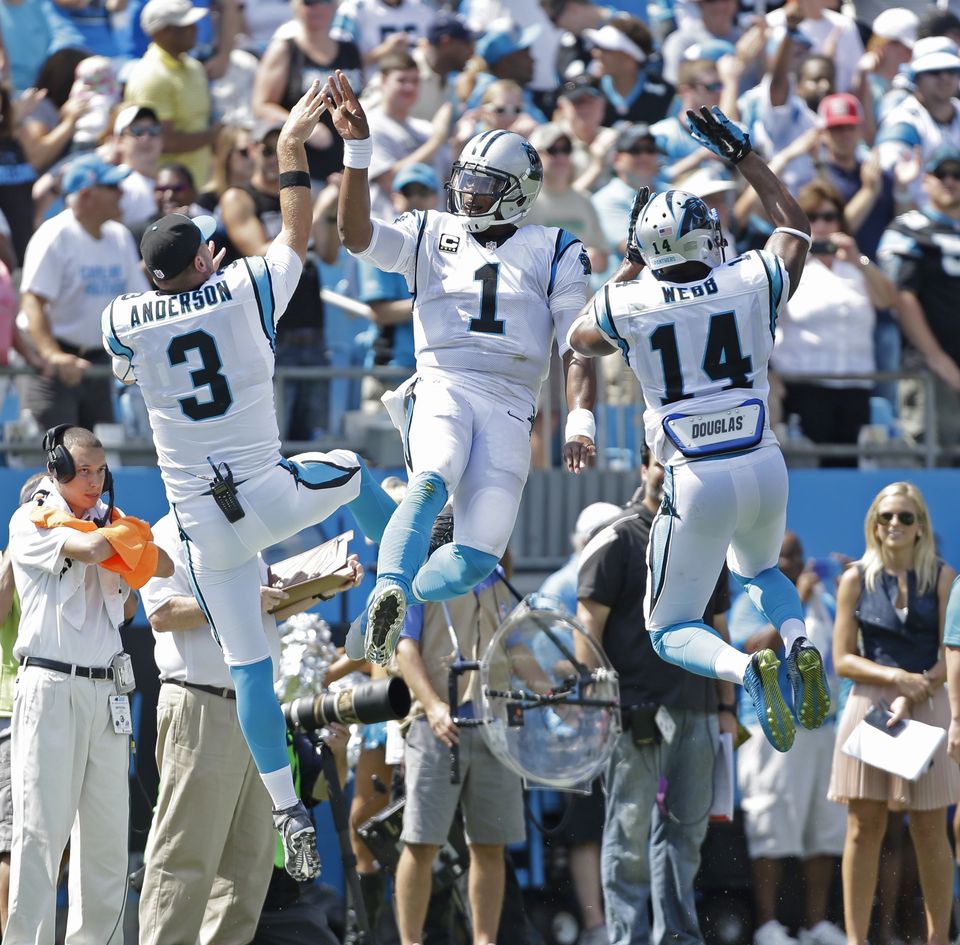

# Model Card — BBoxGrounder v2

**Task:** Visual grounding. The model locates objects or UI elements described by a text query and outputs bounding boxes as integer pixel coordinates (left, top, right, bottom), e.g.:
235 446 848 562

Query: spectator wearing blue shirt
356 161 437 415
0 0 83 94
731 531 847 945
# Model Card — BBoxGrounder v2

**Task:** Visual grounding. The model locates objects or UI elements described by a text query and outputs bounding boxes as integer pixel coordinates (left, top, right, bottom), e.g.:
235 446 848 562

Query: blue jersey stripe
244 256 276 350
105 301 134 359
757 251 783 339
548 229 580 295
596 285 631 365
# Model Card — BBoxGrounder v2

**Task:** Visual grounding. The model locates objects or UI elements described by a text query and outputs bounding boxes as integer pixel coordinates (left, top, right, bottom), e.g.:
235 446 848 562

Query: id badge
655 706 676 744
112 652 136 695
110 695 133 735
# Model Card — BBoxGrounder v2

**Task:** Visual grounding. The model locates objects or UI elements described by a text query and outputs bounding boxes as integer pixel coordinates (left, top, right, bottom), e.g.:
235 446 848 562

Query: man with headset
4 425 172 945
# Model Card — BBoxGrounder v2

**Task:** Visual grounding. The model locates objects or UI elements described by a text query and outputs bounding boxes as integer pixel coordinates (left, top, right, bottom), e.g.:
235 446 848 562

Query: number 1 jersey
352 210 591 405
589 249 790 465
102 244 303 502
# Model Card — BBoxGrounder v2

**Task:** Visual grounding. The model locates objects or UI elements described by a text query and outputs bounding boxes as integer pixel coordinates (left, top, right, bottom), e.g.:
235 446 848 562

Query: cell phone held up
810 239 837 256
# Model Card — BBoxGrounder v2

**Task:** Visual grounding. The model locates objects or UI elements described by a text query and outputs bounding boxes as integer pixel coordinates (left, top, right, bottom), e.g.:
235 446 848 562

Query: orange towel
30 507 161 589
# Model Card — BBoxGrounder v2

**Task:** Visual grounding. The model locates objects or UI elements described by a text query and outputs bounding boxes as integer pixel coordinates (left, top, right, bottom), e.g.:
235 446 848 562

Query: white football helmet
634 190 725 275
446 130 543 232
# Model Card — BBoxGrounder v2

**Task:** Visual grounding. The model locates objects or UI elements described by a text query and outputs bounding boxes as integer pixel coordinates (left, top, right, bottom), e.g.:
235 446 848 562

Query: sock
780 617 806 651
230 657 291 794
649 621 740 681
347 460 399 545
375 471 448 595
411 543 499 601
732 565 806 650
714 647 752 684
262 766 299 811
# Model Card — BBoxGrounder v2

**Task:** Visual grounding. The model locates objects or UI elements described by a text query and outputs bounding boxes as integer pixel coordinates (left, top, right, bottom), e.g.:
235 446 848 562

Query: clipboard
267 530 354 613
841 702 946 782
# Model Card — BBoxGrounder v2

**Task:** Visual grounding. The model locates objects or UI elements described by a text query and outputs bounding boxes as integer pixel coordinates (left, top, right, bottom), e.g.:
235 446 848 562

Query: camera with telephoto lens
281 676 411 731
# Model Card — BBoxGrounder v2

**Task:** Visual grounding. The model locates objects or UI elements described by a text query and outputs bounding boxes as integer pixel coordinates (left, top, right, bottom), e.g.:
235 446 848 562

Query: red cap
818 93 863 128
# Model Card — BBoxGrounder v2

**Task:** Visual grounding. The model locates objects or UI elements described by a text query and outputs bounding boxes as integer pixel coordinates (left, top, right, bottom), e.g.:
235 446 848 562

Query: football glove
686 105 752 165
625 185 650 266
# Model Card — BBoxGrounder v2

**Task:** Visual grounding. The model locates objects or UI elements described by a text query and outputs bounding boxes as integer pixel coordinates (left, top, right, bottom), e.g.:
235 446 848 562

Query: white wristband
772 226 813 246
343 137 373 169
564 408 596 443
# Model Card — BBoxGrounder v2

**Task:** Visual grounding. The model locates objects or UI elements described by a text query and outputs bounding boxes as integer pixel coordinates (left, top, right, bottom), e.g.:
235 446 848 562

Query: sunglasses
400 183 435 197
490 104 521 116
808 211 840 222
878 510 916 526
695 81 723 93
302 0 334 5
155 182 189 193
259 143 277 157
622 144 659 155
934 167 960 181
127 125 162 138
546 143 573 156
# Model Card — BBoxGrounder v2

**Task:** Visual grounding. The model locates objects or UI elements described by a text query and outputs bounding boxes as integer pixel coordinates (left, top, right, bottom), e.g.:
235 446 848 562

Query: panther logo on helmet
445 130 544 232
634 190 725 278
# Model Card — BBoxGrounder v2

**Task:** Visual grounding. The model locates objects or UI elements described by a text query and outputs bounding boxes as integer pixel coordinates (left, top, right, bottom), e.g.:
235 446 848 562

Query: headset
42 425 115 525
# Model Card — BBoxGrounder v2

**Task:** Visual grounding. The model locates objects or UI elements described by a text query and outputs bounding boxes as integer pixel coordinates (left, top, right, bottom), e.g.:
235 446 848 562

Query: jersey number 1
470 264 505 335
168 329 234 421
650 311 753 405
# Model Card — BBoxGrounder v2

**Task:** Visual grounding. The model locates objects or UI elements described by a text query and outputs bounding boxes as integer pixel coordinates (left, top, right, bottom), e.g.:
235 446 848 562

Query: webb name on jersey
592 249 790 465
355 209 590 405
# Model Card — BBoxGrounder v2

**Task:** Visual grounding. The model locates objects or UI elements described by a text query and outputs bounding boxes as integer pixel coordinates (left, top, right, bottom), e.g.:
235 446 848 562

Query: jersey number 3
650 311 753 405
469 264 505 335
168 329 234 421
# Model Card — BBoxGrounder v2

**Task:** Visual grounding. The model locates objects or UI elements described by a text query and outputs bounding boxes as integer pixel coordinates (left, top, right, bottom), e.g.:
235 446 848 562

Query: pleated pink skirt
828 682 960 810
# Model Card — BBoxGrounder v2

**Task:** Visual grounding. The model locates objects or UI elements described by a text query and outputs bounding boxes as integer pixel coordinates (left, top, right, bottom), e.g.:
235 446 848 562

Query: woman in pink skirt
830 481 958 945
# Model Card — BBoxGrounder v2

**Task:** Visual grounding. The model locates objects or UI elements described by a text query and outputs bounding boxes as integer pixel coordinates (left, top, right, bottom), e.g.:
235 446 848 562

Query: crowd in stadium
0 0 958 944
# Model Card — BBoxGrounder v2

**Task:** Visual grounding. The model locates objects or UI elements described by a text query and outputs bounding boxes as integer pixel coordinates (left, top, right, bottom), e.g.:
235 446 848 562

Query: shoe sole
754 649 795 752
284 825 321 882
791 647 831 730
365 586 406 665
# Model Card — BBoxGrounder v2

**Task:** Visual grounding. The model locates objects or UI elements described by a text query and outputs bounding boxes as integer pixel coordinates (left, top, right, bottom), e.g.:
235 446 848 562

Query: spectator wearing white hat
124 0 219 191
112 105 164 229
660 0 742 88
853 7 918 122
876 35 960 207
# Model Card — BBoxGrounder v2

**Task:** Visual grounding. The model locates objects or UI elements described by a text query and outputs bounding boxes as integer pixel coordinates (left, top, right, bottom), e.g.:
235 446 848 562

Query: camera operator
138 510 363 945
575 445 733 945
5 425 173 945
394 511 523 945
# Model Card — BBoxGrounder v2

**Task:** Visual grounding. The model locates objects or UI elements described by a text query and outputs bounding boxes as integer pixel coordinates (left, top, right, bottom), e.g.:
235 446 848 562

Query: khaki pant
138 683 275 945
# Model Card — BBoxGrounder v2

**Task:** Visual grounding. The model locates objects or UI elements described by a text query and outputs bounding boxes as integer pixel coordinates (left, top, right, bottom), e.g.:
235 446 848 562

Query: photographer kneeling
138 512 363 945
394 513 522 945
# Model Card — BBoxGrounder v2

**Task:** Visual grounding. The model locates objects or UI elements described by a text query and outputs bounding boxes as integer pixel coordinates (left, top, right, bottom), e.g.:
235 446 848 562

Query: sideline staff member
5 425 172 945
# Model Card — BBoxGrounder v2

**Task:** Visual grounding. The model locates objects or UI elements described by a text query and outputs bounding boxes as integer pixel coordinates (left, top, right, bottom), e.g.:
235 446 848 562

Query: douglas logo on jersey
439 234 460 254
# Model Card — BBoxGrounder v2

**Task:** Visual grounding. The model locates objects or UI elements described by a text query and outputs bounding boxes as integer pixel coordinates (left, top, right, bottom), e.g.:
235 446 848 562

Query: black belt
57 340 110 362
163 678 236 700
22 656 114 680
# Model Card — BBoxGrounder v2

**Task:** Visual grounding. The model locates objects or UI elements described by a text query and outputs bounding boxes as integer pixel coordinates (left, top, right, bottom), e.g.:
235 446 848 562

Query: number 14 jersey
352 210 590 405
589 249 789 465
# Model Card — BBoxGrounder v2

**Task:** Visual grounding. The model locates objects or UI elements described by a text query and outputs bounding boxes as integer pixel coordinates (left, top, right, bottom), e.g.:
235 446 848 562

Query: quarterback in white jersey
100 84 398 883
327 69 596 666
571 106 830 754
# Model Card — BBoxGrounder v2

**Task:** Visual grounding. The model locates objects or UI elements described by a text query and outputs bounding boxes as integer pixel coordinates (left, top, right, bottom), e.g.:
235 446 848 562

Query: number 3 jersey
102 243 304 502
351 210 591 406
588 249 789 466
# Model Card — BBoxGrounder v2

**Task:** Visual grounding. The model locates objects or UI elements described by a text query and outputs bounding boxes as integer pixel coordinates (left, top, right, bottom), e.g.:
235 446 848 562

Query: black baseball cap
141 213 217 282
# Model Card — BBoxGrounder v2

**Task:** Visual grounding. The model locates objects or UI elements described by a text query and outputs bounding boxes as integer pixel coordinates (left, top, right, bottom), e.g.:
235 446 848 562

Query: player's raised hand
625 186 650 265
563 436 596 475
326 69 370 141
686 106 752 165
280 79 329 146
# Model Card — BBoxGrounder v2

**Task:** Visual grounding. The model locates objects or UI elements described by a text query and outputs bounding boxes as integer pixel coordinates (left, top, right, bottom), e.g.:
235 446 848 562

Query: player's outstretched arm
686 105 810 296
561 350 597 474
273 79 328 263
327 69 374 255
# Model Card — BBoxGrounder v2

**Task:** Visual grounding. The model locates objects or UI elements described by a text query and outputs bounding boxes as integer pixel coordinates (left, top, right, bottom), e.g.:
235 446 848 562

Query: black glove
625 185 650 266
686 105 752 165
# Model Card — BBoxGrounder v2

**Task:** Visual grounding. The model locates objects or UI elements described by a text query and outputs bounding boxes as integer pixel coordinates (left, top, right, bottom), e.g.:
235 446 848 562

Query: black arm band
717 703 737 714
279 171 311 190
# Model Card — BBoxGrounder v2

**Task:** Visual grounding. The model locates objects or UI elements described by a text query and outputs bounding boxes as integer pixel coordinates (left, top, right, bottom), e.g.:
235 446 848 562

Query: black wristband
717 703 737 714
279 170 311 190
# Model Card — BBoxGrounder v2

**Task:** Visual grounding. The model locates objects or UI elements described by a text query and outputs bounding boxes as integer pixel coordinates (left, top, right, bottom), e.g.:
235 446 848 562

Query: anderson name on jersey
350 209 591 406
587 249 790 465
102 244 303 502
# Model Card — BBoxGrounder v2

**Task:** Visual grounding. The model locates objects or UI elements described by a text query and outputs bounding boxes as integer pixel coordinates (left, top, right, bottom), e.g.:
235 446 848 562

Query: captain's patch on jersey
439 233 460 254
579 247 592 275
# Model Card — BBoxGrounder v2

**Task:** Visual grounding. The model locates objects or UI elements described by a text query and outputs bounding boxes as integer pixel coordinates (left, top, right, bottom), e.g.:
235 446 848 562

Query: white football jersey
591 249 789 465
352 210 591 405
102 245 303 502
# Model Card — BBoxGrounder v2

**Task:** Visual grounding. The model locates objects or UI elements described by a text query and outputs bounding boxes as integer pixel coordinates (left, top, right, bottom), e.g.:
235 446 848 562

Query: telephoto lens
282 676 411 731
